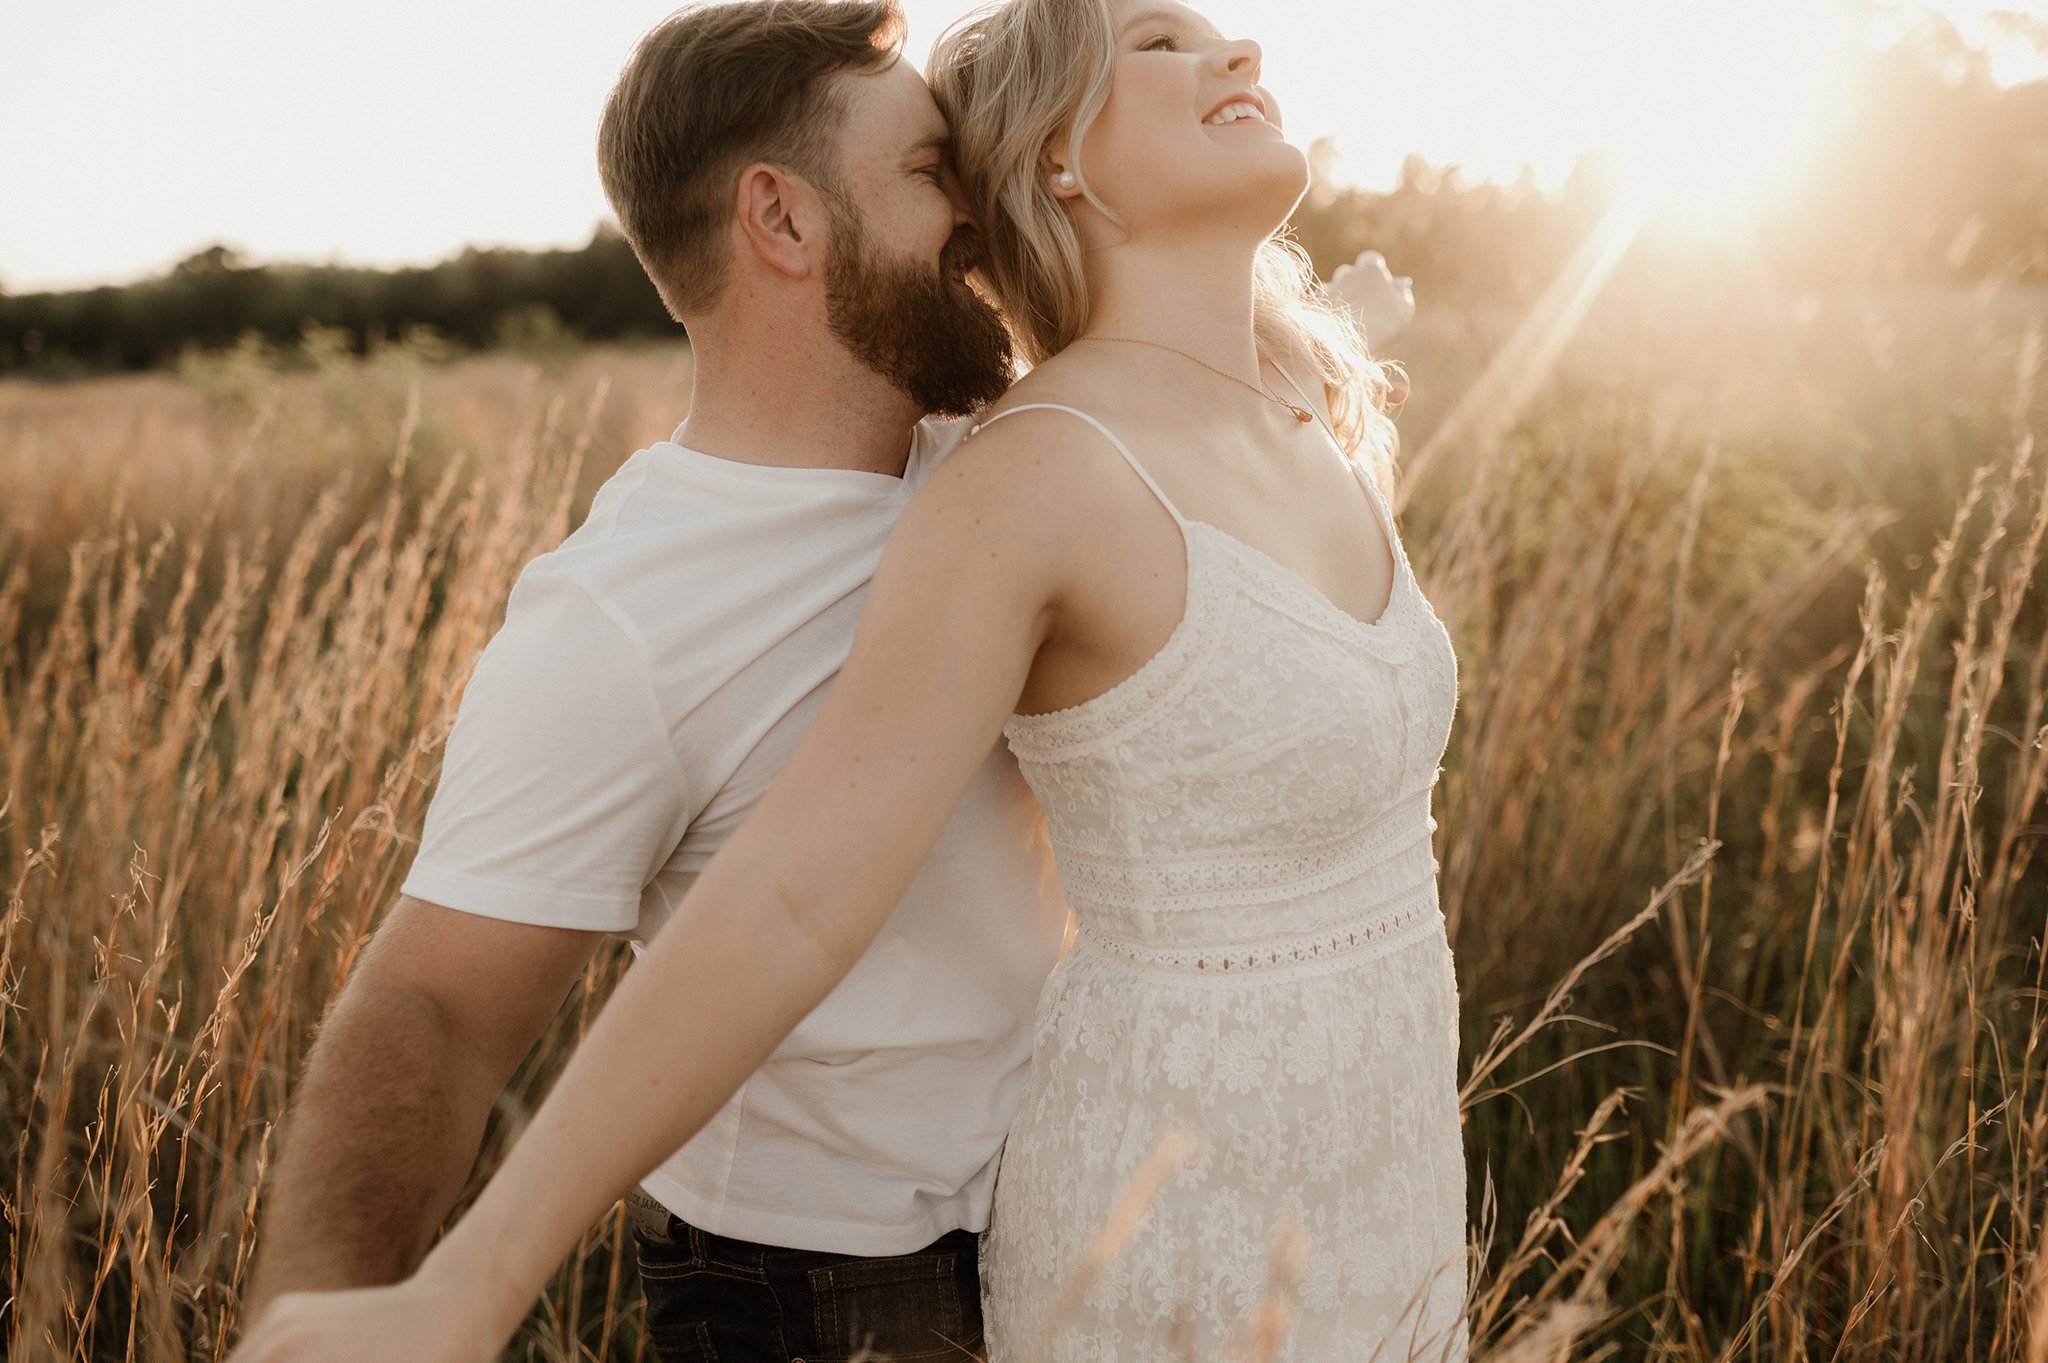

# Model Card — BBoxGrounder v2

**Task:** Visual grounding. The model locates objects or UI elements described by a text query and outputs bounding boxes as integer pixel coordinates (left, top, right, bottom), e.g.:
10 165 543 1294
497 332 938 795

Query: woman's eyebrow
1118 8 1222 39
1119 8 1177 32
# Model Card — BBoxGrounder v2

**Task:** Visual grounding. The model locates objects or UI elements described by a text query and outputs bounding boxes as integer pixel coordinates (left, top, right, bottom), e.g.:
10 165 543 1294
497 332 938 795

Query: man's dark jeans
629 1193 984 1363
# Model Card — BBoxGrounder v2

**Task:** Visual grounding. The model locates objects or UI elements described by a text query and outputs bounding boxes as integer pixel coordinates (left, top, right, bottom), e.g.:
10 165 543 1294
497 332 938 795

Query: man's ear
734 163 823 281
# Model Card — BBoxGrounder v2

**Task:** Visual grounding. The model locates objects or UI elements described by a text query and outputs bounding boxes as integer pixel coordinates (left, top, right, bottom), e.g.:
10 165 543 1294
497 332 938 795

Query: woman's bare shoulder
878 381 1147 635
924 367 1148 523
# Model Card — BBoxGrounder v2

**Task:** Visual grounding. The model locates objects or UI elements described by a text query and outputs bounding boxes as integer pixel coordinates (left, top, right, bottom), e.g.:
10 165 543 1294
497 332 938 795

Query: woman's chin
1098 143 1311 240
1223 135 1309 187
1225 149 1311 225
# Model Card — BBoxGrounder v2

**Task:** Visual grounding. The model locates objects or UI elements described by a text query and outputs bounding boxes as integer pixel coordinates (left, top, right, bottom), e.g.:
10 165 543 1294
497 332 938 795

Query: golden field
4 282 2046 1360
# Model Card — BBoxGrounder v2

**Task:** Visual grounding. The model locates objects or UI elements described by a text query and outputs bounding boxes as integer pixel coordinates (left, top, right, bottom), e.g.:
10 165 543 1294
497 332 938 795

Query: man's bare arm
244 897 603 1314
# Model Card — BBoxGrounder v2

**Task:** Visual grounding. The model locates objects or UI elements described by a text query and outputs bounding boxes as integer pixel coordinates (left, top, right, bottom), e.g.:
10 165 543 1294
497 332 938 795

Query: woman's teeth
1204 102 1264 126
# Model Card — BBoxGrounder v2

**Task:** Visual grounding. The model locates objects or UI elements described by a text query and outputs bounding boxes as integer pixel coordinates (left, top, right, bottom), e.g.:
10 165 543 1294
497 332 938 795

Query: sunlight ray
1400 190 1656 504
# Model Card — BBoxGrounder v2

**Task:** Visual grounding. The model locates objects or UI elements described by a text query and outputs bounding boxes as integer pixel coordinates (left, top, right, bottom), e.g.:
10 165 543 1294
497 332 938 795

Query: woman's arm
230 426 1077 1361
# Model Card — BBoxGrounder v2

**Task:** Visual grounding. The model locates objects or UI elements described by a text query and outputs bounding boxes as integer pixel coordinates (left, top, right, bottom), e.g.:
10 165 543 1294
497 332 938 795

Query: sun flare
1597 3 1851 227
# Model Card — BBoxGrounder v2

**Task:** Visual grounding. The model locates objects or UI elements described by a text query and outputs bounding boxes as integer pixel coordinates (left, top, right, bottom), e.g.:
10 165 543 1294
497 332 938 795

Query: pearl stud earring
1055 170 1077 191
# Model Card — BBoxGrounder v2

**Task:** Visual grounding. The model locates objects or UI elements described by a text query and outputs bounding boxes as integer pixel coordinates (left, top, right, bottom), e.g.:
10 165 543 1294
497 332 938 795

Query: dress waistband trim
1071 882 1442 978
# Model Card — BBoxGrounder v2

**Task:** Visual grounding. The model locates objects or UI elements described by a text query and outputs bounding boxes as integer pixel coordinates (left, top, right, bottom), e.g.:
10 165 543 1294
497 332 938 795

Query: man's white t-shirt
400 416 1071 1256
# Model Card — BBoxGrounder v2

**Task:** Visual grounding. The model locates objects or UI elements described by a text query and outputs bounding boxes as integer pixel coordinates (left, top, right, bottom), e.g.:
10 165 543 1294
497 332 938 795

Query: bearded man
245 5 1066 1359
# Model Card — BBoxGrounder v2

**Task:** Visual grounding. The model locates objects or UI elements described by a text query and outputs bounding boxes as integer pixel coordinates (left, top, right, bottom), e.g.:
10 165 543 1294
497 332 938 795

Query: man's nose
945 171 980 233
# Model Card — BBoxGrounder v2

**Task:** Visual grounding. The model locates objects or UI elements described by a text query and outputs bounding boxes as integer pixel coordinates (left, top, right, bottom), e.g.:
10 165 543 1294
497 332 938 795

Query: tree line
0 232 675 377
3 10 2042 379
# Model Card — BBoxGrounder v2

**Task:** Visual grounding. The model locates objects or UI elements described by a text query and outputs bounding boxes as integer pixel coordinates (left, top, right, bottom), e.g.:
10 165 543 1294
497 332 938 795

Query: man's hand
1328 249 1415 350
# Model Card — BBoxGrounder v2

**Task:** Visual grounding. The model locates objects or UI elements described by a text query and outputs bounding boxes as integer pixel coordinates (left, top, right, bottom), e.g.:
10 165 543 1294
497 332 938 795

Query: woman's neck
1078 230 1263 376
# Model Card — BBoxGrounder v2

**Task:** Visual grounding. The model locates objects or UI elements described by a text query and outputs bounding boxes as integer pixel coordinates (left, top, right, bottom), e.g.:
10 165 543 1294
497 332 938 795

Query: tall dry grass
2 287 2045 1362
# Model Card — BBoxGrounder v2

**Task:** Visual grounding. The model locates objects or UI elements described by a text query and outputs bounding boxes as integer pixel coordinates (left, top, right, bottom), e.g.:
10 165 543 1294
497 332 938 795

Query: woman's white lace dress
975 402 1469 1363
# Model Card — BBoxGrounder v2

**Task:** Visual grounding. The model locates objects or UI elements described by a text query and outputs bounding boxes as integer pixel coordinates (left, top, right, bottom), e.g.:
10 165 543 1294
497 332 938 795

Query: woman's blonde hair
926 0 1398 475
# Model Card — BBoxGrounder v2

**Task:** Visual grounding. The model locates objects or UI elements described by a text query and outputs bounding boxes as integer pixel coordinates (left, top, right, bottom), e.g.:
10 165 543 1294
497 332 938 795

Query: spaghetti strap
972 402 1189 526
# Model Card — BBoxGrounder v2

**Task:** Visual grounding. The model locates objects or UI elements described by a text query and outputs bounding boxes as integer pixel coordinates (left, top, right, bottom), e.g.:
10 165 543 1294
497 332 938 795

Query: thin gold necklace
1081 335 1315 423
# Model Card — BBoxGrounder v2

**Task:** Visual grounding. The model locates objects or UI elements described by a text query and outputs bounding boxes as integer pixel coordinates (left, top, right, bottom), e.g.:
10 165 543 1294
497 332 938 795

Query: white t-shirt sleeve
400 566 692 931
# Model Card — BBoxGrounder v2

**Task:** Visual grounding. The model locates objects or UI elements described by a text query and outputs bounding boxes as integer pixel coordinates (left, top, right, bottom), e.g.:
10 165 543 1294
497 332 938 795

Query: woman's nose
1214 36 1261 82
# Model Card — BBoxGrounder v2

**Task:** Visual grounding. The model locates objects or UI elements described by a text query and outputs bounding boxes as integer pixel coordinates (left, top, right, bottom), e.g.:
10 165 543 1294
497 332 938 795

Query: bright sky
0 0 2037 293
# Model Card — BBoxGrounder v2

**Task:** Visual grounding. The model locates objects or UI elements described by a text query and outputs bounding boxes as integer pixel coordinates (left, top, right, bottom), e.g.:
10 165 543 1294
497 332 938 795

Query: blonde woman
234 0 1467 1358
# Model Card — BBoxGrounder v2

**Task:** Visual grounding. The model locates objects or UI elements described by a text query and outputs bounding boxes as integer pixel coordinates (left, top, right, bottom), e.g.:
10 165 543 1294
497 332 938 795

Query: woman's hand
227 1270 506 1363
1328 248 1415 350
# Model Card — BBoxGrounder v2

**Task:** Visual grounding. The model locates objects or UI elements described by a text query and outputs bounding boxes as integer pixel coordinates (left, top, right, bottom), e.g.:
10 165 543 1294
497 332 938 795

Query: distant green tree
0 226 678 378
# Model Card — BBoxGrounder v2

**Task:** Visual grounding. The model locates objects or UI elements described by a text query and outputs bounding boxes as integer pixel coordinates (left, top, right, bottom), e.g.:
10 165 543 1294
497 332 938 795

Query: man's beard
822 196 1016 419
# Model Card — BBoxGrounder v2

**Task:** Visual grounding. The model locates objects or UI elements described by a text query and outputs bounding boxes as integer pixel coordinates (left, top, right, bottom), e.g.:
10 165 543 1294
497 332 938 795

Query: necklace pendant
1290 405 1313 423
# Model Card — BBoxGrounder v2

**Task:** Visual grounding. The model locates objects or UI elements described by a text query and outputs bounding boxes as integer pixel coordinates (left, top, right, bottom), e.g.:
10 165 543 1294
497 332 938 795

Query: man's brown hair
598 0 908 318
